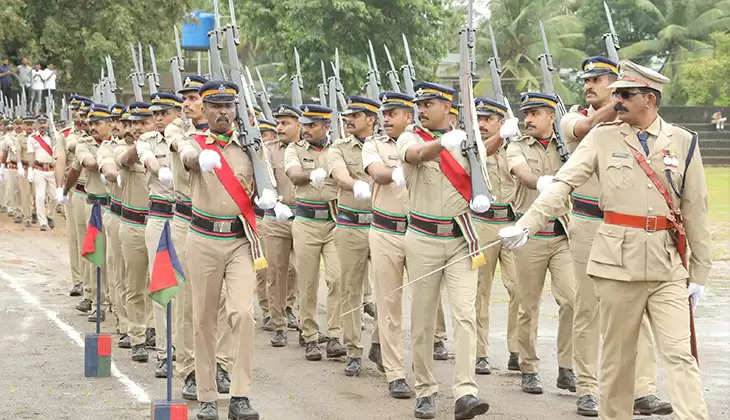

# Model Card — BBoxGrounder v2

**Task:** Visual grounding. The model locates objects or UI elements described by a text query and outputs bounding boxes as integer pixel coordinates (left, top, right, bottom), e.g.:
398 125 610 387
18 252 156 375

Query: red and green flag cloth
149 220 185 306
81 202 105 266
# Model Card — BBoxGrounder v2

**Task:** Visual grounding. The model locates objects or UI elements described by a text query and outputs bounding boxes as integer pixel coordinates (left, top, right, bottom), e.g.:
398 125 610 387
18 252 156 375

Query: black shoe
368 343 384 372
145 328 156 348
24 220 31 227
88 309 105 323
454 394 489 420
228 396 259 420
557 367 576 392
318 332 330 344
270 330 287 347
32 214 38 224
285 307 298 330
48 218 55 229
40 224 48 231
433 341 448 360
216 363 230 394
131 344 148 362
155 358 168 378
363 302 377 319
118 334 131 349
521 373 543 394
344 357 361 376
298 329 305 347
475 357 491 375
414 393 437 419
261 316 274 332
76 298 92 313
69 283 82 297
507 352 520 371
182 372 197 401
633 395 673 416
14 216 22 224
326 338 346 358
305 341 322 361
388 378 414 399
576 394 599 417
197 401 218 420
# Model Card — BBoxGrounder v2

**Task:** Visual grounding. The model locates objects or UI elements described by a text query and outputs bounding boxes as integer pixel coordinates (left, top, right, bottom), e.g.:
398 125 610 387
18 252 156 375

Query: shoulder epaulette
596 120 622 128
669 123 697 137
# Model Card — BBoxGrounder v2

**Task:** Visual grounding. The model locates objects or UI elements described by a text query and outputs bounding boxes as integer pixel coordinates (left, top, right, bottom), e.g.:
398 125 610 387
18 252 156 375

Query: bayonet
537 21 570 162
171 26 185 94
487 21 504 104
290 47 303 107
383 44 400 92
106 55 117 95
208 0 226 79
603 1 620 62
318 60 328 105
255 67 274 121
148 45 160 95
368 39 381 87
129 43 144 102
401 34 416 97
197 52 202 75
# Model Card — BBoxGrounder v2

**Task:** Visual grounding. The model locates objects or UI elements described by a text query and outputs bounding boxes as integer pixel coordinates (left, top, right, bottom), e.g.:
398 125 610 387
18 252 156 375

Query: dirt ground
0 211 728 420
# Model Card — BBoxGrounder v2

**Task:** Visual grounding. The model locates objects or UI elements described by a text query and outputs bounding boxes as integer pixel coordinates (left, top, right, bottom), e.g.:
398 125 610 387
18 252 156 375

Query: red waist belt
603 211 670 232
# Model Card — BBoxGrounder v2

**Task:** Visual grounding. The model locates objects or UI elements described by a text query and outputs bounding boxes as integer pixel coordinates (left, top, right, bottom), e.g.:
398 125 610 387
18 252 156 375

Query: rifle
400 34 420 124
366 40 385 134
207 0 226 80
537 21 570 163
459 0 494 203
327 75 342 141
147 45 160 96
223 0 278 198
60 97 68 123
106 55 117 104
255 68 275 121
171 25 185 94
318 60 328 106
197 51 203 76
331 49 348 111
487 21 520 140
45 94 59 147
129 43 144 102
383 44 401 92
603 1 620 63
290 47 303 108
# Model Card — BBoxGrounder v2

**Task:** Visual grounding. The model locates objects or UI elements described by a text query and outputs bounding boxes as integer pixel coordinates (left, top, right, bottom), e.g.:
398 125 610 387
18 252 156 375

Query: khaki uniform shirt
115 141 149 209
362 134 408 216
76 139 106 196
518 116 711 285
179 130 257 218
264 139 296 206
27 132 55 164
284 138 338 202
136 130 174 201
98 137 125 200
327 134 372 211
2 133 19 162
562 105 599 199
169 122 200 201
506 133 568 230
486 145 515 206
396 125 470 218
17 132 33 163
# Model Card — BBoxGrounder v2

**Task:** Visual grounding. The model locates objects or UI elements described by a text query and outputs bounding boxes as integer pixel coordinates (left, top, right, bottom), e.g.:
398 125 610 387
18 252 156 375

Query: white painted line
0 268 151 404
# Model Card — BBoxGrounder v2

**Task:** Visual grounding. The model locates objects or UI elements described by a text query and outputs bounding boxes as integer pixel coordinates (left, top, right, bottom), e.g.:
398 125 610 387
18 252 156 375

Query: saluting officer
500 60 710 420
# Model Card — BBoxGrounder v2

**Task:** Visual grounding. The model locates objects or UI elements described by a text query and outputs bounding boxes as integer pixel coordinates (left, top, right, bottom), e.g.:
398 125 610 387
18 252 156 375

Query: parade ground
0 169 727 419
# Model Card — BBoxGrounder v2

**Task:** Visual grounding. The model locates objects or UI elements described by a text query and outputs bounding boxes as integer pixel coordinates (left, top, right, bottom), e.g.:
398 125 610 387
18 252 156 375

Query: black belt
408 213 462 237
86 195 109 206
263 207 295 221
295 202 332 220
191 214 244 237
254 207 265 218
121 207 148 225
372 210 407 234
471 204 515 222
534 219 567 237
74 183 86 193
110 201 122 215
149 200 174 217
570 194 604 219
174 201 192 219
336 207 372 226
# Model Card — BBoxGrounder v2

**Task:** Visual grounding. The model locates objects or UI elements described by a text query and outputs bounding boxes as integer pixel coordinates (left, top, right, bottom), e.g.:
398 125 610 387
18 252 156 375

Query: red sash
32 135 53 157
414 127 472 201
193 134 258 235
61 127 72 137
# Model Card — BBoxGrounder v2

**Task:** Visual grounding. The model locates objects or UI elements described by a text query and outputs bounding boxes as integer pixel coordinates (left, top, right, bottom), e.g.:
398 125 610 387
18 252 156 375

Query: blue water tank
181 11 215 51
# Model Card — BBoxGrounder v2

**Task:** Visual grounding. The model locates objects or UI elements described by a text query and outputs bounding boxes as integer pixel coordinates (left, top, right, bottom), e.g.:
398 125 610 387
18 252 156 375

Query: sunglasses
612 90 647 101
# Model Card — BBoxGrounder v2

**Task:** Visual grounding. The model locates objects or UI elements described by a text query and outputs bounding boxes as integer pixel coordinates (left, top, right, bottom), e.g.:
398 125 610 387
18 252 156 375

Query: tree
676 32 730 105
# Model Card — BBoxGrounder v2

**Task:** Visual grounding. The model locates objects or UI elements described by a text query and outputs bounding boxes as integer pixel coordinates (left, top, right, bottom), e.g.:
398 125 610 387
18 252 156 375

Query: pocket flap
589 224 625 266
606 155 633 169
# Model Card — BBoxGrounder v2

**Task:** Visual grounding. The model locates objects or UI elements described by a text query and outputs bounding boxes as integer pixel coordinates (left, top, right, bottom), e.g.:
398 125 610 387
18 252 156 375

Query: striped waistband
570 193 603 220
121 205 148 225
33 162 54 171
408 211 462 238
148 197 174 219
74 183 86 193
190 209 244 239
336 205 372 228
471 203 515 224
372 209 407 235
174 199 192 221
295 200 334 221
534 218 566 237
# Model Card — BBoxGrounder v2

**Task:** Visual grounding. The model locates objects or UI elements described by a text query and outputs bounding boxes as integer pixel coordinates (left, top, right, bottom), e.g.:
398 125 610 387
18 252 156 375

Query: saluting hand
198 150 222 173
353 180 371 201
440 129 466 151
309 168 327 187
158 167 174 187
391 167 406 187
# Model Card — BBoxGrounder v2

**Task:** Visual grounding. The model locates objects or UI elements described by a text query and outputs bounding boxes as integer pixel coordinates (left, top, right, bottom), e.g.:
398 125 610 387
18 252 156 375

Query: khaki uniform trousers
5 169 18 211
120 221 149 346
32 169 57 227
569 216 658 398
65 195 82 287
145 216 172 360
105 211 128 334
594 278 708 420
186 232 256 402
18 171 32 221
514 234 575 373
255 217 269 317
336 226 379 359
263 217 297 331
292 218 341 343
71 191 95 302
474 220 519 358
405 231 478 400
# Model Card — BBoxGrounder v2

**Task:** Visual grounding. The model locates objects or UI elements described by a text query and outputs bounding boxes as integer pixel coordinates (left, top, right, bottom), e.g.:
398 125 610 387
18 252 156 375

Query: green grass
707 167 730 223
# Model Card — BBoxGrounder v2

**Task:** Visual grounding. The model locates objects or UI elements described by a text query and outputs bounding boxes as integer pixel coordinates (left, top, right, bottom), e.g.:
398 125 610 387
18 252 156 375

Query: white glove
254 188 277 210
353 180 371 200
198 149 222 173
536 175 554 193
56 187 68 203
116 174 122 187
687 283 705 310
439 129 466 151
17 164 25 177
391 167 405 186
470 194 491 213
27 167 34 182
309 168 327 187
158 167 174 187
99 173 108 184
273 201 293 221
500 118 520 141
498 225 529 249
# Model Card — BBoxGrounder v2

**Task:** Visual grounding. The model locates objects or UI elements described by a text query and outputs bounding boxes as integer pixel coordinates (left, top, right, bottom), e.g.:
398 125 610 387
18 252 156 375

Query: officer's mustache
584 89 596 96
525 123 536 130
346 122 355 129
614 103 629 112
216 114 230 123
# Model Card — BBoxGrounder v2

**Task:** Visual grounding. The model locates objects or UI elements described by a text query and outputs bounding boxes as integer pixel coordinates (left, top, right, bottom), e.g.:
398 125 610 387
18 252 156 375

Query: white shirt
27 133 54 163
31 69 44 90
42 68 56 90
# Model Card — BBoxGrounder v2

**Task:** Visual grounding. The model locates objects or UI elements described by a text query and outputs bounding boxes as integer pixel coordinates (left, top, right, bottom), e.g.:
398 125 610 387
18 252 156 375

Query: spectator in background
41 63 56 112
17 57 32 102
31 64 43 114
0 58 13 100
711 109 726 131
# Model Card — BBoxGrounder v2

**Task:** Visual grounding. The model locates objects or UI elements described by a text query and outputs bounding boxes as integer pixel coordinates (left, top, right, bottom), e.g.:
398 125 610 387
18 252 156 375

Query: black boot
556 367 576 392
454 394 489 420
414 393 437 419
270 330 287 347
388 378 414 399
368 343 384 372
633 395 673 415
228 396 259 420
344 357 361 377
182 371 197 401
326 337 346 358
131 344 148 362
155 357 168 378
576 394 598 417
216 363 230 394
507 352 520 371
285 307 298 330
432 341 448 360
475 357 491 375
197 401 217 420
521 373 543 394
